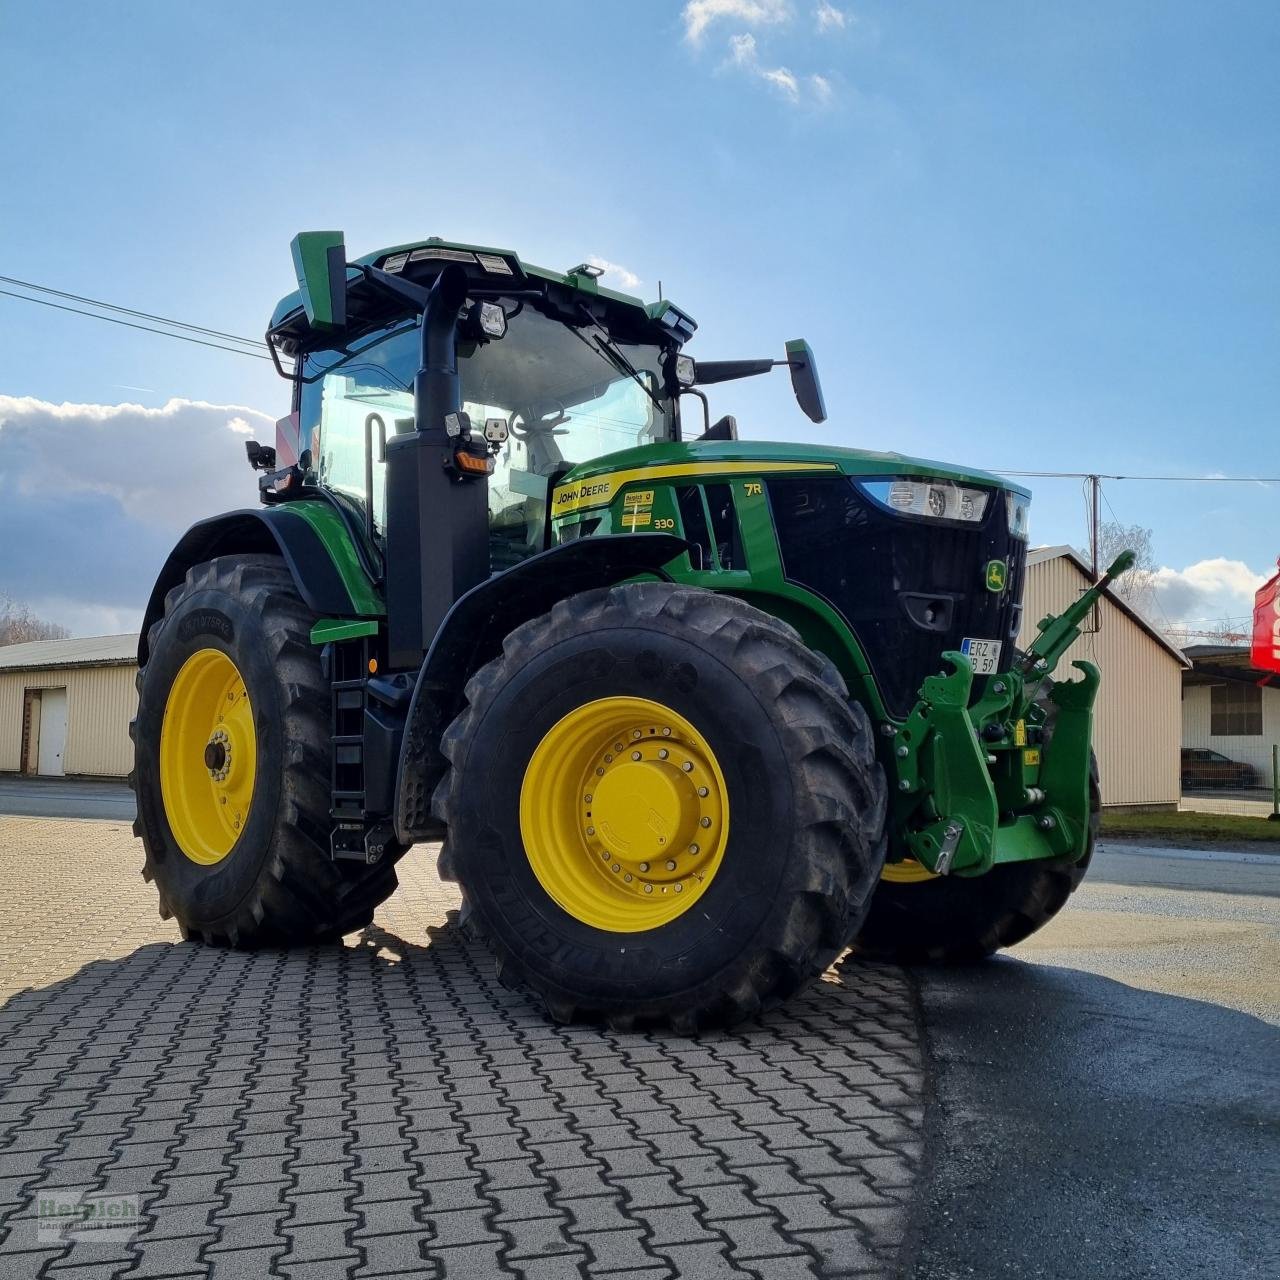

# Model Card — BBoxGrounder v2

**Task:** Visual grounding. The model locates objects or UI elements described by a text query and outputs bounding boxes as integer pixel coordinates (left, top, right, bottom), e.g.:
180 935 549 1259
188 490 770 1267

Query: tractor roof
268 236 696 354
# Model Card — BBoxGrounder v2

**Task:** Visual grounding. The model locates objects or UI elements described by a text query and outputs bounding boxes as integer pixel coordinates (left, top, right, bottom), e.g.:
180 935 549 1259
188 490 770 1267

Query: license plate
960 638 1002 675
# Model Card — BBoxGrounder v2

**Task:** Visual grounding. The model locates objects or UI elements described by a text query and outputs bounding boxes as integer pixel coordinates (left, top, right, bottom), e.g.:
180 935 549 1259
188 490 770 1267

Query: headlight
1006 492 1030 540
861 479 990 524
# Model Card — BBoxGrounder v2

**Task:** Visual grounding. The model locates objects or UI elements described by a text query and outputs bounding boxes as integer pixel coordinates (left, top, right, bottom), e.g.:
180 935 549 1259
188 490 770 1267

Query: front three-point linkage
890 551 1135 876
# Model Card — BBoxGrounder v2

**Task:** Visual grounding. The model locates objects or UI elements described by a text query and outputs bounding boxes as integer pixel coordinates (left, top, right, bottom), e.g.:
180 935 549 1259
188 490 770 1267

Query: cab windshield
299 301 674 567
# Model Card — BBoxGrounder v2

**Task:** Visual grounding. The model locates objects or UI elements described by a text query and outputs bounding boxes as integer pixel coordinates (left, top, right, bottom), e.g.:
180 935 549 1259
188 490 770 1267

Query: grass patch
1101 808 1280 846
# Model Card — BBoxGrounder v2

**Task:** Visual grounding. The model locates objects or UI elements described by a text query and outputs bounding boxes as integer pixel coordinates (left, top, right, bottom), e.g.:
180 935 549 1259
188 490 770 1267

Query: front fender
137 502 382 665
394 532 688 842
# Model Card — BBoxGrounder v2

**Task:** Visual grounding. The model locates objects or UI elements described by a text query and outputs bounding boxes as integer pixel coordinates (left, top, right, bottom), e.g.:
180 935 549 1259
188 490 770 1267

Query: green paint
556 437 1028 499
310 618 380 645
274 502 385 617
290 231 346 330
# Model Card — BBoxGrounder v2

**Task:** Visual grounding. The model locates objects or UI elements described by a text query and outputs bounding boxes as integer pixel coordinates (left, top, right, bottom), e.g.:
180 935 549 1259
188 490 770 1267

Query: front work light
675 354 697 387
860 479 990 524
1006 491 1030 540
464 300 507 342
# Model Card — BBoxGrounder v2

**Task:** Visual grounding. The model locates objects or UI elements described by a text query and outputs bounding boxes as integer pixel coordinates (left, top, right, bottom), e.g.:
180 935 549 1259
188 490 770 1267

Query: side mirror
785 339 826 424
291 231 348 331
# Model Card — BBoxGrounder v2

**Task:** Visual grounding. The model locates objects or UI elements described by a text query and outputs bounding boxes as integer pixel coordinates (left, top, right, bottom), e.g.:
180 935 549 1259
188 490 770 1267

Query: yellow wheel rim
880 857 940 884
159 648 257 866
519 696 729 932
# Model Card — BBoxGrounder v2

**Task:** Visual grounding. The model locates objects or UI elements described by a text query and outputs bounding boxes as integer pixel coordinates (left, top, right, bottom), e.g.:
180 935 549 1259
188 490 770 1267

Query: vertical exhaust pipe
384 265 490 669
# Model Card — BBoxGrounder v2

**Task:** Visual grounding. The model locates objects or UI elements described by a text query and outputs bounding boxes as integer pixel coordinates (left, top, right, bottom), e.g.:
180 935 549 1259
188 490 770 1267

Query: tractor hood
558 439 1030 499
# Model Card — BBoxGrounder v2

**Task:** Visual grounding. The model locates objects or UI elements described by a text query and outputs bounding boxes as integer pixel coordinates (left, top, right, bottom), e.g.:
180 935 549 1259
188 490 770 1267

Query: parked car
1180 748 1259 789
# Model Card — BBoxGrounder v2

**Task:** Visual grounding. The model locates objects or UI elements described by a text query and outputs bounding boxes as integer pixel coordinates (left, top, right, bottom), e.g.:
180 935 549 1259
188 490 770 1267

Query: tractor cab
265 235 826 579
267 239 693 576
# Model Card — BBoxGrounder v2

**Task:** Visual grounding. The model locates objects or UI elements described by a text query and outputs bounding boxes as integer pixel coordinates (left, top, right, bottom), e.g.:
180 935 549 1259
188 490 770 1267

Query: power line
997 469 1280 483
0 288 272 362
0 274 264 347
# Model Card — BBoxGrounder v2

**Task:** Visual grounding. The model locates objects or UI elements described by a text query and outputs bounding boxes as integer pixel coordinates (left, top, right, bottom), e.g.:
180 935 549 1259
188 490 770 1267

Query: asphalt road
907 844 1279 1279
0 776 136 820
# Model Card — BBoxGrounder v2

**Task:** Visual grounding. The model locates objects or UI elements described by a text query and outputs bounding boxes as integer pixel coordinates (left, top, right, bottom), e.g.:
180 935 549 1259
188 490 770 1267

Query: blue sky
1 0 1276 635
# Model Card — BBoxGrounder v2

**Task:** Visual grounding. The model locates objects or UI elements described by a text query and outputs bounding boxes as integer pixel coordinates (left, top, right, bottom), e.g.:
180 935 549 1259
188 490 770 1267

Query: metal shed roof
0 633 137 674
1027 545 1188 666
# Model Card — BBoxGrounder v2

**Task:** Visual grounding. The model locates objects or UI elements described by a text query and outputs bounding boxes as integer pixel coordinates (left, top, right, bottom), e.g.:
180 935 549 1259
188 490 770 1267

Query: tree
0 593 70 646
1094 520 1157 613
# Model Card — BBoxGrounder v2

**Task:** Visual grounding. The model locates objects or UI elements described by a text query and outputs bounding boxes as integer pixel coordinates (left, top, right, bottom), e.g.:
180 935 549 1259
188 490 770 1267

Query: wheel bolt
586 826 595 836
639 862 649 872
700 817 712 828
662 727 672 737
658 748 669 759
615 742 624 751
604 753 612 762
666 860 676 871
632 730 642 739
698 786 708 797
644 884 653 894
631 751 642 761
584 794 593 803
682 762 693 772
612 863 621 873
675 883 683 892
596 768 605 776
689 843 699 854
624 873 633 882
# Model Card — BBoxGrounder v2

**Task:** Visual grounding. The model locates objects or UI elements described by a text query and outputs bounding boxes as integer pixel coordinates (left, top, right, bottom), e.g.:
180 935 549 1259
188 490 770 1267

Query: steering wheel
509 403 570 440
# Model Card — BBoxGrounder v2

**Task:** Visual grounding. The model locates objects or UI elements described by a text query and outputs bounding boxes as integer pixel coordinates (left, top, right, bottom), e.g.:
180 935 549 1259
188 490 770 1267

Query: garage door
37 687 67 776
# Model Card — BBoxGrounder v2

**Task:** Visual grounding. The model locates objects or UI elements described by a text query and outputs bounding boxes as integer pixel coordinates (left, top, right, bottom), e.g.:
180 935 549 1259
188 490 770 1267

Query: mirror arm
679 388 711 438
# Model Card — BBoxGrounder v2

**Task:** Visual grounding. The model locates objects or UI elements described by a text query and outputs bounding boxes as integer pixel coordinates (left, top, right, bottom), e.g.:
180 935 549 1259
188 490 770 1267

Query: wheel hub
520 697 729 932
159 648 257 865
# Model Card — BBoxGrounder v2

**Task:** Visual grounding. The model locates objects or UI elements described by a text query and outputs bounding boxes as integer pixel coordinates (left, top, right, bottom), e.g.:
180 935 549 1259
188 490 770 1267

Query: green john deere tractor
131 231 1130 1030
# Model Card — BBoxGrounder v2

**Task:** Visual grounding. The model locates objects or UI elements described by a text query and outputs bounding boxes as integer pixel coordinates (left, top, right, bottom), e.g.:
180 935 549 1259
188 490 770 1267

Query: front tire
433 583 887 1030
131 555 402 946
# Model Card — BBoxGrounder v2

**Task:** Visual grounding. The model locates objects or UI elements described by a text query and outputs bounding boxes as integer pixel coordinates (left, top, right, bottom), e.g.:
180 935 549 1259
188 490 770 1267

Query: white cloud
0 396 273 637
809 73 834 103
761 67 801 101
0 395 271 531
23 596 143 639
725 31 830 106
814 2 847 32
683 0 791 44
1149 557 1268 632
586 256 642 291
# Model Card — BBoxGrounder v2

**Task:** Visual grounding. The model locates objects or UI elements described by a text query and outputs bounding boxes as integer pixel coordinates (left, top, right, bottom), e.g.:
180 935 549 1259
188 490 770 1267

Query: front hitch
887 550 1129 876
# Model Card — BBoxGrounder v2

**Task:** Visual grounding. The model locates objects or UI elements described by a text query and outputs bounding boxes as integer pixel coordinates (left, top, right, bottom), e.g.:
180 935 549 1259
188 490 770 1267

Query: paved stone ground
0 817 924 1280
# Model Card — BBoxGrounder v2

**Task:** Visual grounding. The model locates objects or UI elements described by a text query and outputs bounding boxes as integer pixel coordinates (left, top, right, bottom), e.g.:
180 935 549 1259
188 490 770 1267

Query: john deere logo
985 560 1007 592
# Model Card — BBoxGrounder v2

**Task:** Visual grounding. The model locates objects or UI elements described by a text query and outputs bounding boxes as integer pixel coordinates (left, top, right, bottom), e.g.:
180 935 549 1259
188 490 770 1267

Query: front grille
768 476 1027 719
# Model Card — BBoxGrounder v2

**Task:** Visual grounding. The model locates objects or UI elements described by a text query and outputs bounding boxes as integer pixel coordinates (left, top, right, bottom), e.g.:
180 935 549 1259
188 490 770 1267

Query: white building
1181 645 1280 782
0 634 138 778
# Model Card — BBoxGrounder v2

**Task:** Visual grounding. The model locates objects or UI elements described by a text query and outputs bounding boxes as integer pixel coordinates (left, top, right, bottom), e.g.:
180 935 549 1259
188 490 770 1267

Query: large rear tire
130 554 403 946
432 582 887 1030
